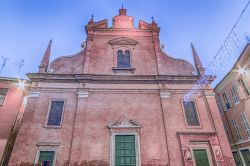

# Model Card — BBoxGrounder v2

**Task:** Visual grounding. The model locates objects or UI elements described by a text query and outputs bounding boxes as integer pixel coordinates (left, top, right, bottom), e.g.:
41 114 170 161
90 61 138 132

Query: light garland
184 0 250 103
184 30 240 103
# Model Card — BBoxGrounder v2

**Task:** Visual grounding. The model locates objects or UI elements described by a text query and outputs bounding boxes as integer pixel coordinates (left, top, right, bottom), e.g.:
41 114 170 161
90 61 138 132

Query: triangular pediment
109 37 138 46
107 120 142 129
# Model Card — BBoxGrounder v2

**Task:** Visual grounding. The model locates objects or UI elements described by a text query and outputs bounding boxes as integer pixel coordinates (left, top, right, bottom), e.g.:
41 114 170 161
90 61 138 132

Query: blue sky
0 0 250 86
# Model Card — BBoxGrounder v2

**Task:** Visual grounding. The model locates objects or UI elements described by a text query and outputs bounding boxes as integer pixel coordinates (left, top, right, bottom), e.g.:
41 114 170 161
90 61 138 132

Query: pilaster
203 89 235 165
69 89 89 164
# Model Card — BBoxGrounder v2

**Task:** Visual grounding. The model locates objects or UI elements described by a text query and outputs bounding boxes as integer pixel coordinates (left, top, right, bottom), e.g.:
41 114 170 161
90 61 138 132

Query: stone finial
191 43 205 75
151 16 155 23
150 16 159 30
119 7 127 15
87 14 94 24
39 40 52 73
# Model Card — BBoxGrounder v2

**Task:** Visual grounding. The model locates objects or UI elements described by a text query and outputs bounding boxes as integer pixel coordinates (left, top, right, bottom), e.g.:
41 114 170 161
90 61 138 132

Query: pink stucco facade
9 8 235 166
0 77 28 164
214 43 250 165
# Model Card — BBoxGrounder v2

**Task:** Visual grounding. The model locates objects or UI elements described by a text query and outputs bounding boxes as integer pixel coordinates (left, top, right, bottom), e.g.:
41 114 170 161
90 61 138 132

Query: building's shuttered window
115 135 136 166
232 119 242 140
241 149 250 166
193 149 210 166
223 123 232 143
38 151 55 166
183 101 200 126
0 88 8 105
232 152 243 166
230 85 240 104
222 92 231 110
238 78 250 97
239 113 250 138
47 101 64 126
216 96 224 114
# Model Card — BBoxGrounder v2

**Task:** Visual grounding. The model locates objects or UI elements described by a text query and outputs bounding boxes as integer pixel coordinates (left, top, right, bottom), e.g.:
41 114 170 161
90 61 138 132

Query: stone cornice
0 77 30 84
177 131 217 135
26 73 203 84
94 28 152 33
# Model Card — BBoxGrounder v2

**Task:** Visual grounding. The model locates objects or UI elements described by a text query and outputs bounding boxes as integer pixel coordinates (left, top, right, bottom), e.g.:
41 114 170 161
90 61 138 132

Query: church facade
9 8 235 166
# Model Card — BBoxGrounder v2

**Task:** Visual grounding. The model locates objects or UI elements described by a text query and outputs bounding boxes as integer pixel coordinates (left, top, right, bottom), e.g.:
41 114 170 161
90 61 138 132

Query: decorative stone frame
44 99 66 128
34 142 60 166
109 37 138 74
107 120 142 166
180 99 202 128
178 132 226 165
189 142 214 166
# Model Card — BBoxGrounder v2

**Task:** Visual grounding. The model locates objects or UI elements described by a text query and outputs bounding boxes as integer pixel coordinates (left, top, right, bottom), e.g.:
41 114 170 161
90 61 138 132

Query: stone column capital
77 90 89 98
160 91 171 99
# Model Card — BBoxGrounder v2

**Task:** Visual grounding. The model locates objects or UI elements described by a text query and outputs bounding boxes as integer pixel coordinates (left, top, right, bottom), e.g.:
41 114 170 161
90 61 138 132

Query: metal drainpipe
68 88 80 165
0 87 25 165
151 30 171 166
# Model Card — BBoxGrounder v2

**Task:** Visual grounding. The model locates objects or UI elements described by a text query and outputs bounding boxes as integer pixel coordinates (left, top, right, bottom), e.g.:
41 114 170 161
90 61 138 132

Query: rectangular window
47 101 64 126
239 78 250 97
115 135 136 166
38 151 55 166
230 85 240 104
0 88 8 105
232 151 243 166
223 123 232 143
193 149 210 166
232 119 242 140
222 93 231 110
216 96 224 114
220 96 226 111
239 114 250 138
183 101 200 126
241 149 250 166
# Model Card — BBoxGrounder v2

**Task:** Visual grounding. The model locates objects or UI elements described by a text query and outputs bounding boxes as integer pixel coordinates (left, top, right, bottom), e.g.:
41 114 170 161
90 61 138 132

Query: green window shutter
115 135 136 166
193 149 210 166
241 149 250 165
38 151 55 166
232 152 243 166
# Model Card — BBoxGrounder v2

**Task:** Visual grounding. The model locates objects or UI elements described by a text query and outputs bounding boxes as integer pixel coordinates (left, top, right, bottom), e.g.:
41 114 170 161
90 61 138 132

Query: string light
184 0 250 102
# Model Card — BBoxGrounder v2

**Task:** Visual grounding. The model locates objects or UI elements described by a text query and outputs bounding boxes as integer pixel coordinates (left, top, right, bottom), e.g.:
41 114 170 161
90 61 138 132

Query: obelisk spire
191 43 205 75
39 40 52 73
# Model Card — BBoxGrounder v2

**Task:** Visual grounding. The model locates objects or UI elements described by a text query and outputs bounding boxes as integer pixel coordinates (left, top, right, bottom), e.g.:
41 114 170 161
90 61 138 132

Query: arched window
117 50 130 68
